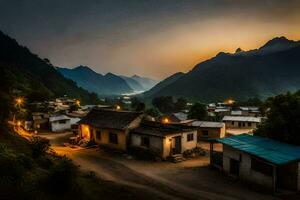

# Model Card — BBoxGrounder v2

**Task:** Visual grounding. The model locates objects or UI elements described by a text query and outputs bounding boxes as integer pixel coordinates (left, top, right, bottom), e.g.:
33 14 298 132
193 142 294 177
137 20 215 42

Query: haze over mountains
143 37 300 101
57 66 158 96
1 29 300 102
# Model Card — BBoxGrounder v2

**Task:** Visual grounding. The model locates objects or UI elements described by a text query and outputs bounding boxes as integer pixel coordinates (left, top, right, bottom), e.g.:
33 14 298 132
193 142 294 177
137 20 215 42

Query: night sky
1 0 300 80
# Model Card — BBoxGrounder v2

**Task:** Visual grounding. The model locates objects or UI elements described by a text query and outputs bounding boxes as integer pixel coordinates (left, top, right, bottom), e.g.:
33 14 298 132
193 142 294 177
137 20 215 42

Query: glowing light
225 98 235 105
162 118 169 124
16 97 24 106
17 121 21 126
116 105 121 110
76 100 81 106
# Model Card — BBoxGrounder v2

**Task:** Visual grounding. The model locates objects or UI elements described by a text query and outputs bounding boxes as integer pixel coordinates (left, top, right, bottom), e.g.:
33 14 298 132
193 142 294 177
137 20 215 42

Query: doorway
172 136 182 154
230 158 239 177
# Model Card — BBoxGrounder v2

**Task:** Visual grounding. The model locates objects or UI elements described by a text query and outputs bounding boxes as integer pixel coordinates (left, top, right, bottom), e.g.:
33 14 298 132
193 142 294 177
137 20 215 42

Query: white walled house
223 116 261 136
49 115 71 132
210 134 300 192
130 121 198 159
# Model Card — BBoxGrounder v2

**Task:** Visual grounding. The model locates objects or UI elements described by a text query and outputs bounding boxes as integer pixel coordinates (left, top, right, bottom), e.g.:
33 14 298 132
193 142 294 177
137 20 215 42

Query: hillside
120 75 145 91
142 72 184 97
57 66 133 95
145 37 300 101
131 75 158 91
0 31 99 104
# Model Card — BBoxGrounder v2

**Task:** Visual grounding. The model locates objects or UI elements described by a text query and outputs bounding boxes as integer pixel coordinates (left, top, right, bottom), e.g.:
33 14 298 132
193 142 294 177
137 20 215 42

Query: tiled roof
78 108 143 130
131 121 197 137
192 121 225 128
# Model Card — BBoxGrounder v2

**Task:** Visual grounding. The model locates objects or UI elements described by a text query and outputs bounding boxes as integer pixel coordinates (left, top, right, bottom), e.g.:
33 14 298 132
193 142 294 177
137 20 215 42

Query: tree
188 103 208 120
254 91 300 145
174 97 187 112
152 96 174 113
145 108 160 118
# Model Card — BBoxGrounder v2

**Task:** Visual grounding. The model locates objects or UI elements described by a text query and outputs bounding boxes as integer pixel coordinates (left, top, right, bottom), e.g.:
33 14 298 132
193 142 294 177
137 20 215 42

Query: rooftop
78 108 143 130
213 134 300 165
192 121 225 128
132 121 197 138
222 116 261 123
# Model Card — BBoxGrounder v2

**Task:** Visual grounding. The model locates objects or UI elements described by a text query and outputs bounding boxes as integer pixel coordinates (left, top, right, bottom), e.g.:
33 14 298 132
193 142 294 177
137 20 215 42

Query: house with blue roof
210 134 300 192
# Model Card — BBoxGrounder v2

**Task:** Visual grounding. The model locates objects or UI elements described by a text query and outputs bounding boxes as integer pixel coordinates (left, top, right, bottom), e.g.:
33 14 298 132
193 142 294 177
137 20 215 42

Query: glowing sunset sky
0 0 300 80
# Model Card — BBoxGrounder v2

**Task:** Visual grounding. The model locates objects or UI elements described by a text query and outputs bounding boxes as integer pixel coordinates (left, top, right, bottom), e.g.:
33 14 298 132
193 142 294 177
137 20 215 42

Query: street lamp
76 100 80 106
16 97 23 106
116 105 121 110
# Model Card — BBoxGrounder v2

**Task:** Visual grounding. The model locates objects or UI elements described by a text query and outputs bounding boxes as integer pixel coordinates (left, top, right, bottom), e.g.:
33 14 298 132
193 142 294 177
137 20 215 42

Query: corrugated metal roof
222 116 261 123
213 134 300 165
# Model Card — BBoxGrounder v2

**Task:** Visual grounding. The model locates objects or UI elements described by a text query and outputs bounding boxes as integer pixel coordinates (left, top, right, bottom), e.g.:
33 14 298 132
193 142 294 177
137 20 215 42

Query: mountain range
143 36 300 101
57 66 158 95
0 31 99 104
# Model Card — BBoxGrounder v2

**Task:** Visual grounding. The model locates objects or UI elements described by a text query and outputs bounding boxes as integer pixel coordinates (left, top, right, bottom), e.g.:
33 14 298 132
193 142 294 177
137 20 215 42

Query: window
96 130 101 140
251 157 273 176
58 120 67 124
242 122 246 127
231 121 234 125
141 137 150 148
187 133 194 141
109 133 118 144
238 122 241 127
248 122 252 127
202 130 209 136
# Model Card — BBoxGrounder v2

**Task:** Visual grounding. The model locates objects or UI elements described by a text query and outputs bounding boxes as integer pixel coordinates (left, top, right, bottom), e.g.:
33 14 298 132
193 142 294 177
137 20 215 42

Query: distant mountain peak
260 36 296 49
235 47 243 53
132 75 140 78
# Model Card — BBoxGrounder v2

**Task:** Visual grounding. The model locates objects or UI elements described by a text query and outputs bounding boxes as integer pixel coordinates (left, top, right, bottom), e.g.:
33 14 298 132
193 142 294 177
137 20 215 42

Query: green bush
30 136 50 158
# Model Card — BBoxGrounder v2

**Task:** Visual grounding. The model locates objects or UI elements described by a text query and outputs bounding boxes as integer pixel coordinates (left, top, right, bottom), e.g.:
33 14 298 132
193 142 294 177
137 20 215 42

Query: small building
78 108 143 151
130 121 198 159
158 112 194 125
192 121 225 140
32 112 50 130
49 115 71 132
222 116 261 129
210 134 300 192
239 107 260 117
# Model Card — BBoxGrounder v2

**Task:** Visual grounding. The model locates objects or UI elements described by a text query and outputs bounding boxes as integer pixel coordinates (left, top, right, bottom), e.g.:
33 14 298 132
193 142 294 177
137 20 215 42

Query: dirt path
43 133 278 200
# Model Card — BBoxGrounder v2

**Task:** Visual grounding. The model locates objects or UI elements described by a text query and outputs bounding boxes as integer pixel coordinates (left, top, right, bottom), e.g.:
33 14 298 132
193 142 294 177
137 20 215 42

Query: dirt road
42 132 278 200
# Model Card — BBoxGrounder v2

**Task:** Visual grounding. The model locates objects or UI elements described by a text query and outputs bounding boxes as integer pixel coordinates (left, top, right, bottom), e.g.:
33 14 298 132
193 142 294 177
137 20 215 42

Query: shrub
30 136 50 158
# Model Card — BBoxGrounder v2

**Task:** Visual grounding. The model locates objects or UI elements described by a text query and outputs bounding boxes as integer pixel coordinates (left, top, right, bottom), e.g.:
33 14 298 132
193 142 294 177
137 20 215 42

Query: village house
32 112 49 130
78 108 143 151
130 121 198 159
222 115 261 135
210 134 300 192
239 106 260 117
158 112 195 125
191 121 226 140
49 115 71 132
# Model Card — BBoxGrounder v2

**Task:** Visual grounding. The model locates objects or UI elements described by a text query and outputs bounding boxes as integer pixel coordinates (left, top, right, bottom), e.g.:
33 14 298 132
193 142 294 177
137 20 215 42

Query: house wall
223 145 273 189
91 128 127 151
297 162 300 191
130 134 163 154
162 131 197 158
225 121 258 129
197 127 225 140
50 120 71 132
